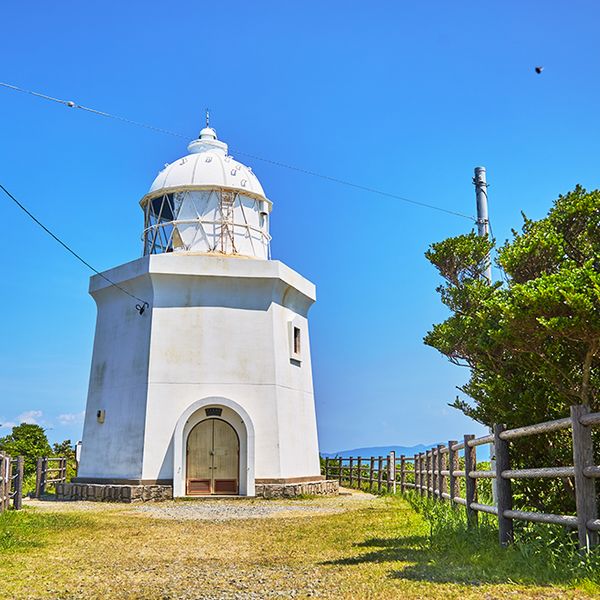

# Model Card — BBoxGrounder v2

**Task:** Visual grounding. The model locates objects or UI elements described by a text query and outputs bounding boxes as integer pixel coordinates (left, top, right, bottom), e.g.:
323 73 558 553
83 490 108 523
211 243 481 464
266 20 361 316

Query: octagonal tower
72 124 334 501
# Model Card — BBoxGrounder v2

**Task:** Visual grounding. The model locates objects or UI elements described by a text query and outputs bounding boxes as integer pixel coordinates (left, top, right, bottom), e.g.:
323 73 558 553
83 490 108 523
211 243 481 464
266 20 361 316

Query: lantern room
140 127 272 259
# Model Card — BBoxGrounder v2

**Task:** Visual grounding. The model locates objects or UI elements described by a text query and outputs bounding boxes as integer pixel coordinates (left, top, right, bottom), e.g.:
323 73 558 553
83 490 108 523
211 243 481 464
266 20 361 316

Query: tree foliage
0 423 52 478
425 186 600 512
52 439 76 462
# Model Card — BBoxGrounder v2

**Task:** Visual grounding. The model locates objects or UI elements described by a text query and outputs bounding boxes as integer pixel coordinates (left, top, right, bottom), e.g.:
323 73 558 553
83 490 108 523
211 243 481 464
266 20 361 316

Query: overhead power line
0 182 149 314
0 81 185 139
0 81 476 222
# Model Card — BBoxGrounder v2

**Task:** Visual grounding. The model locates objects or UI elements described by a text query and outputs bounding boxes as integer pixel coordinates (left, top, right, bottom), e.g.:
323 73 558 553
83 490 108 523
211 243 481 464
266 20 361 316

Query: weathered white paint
78 254 321 495
148 127 266 199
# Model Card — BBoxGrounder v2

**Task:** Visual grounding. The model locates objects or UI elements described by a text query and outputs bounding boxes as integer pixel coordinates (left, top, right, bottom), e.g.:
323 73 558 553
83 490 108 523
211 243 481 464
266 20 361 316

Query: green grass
0 495 598 598
404 491 600 589
0 507 91 553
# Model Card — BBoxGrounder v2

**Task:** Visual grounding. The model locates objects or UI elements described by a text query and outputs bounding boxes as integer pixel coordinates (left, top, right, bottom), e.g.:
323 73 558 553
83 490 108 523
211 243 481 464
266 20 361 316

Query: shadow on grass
323 533 587 587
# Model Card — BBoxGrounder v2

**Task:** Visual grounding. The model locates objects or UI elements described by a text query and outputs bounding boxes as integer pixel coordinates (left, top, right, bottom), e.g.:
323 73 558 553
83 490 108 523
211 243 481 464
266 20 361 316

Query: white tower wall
78 266 154 481
78 254 321 495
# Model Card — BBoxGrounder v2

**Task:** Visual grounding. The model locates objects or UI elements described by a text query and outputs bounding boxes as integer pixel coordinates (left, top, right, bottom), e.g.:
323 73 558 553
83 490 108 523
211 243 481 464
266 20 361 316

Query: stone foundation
55 479 338 502
56 482 173 503
255 479 339 498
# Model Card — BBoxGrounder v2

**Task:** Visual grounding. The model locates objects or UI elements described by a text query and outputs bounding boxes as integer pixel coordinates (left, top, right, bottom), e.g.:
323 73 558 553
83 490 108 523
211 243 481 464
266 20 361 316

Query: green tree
52 439 75 461
0 423 52 478
424 186 600 512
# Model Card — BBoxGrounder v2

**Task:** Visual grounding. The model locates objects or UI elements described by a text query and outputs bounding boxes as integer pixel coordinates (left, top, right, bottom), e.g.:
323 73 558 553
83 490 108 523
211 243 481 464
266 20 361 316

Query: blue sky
1 2 599 451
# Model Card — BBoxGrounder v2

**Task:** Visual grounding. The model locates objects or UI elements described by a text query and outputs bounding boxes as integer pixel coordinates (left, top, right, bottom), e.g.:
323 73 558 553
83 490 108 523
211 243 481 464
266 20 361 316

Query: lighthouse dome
148 128 266 199
140 127 272 259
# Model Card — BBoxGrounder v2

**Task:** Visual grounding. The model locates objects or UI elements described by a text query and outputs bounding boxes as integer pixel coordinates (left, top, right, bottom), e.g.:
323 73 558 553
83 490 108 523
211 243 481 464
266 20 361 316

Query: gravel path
135 500 342 521
25 488 378 522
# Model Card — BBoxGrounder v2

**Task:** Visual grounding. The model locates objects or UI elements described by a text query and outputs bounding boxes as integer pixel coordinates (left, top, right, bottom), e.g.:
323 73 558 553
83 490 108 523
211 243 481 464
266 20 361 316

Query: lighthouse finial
205 107 210 128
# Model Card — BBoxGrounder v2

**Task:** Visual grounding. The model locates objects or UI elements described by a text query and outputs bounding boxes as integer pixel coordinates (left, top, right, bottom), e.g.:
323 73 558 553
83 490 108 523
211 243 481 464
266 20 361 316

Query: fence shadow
324 535 428 567
323 535 560 587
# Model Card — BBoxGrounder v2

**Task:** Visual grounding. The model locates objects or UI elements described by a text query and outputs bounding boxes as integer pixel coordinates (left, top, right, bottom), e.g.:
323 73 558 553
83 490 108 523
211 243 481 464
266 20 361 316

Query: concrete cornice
89 254 316 303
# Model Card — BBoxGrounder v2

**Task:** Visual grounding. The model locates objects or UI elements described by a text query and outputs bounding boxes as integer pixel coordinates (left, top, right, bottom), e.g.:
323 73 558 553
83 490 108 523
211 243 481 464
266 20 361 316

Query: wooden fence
323 404 600 550
324 454 397 494
0 453 24 512
35 457 68 498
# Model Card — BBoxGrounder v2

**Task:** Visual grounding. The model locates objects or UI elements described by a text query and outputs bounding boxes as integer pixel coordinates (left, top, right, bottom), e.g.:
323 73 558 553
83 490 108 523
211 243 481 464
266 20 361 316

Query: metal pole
473 166 492 284
474 166 496 502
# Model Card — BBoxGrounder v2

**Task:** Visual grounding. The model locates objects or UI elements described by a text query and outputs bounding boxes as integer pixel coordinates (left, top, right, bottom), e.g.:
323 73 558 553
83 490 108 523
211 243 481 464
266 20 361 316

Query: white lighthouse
68 124 333 500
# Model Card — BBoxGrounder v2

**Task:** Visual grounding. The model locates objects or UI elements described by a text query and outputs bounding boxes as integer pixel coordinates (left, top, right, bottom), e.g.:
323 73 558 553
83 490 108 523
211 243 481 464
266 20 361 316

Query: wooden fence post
426 450 433 498
369 457 375 491
377 456 383 493
433 445 439 498
429 450 435 498
494 424 513 546
14 456 24 510
358 457 363 489
424 451 429 497
400 455 406 493
6 459 13 511
464 435 478 527
349 457 354 487
448 440 458 505
571 404 598 550
325 457 329 480
419 453 425 496
338 457 343 486
432 447 438 499
0 455 6 512
42 457 48 496
387 453 394 493
35 457 43 498
414 454 420 494
437 444 445 500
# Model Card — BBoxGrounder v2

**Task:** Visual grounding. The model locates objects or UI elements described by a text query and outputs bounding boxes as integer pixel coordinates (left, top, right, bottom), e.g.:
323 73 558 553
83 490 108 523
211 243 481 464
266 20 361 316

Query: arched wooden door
186 419 239 495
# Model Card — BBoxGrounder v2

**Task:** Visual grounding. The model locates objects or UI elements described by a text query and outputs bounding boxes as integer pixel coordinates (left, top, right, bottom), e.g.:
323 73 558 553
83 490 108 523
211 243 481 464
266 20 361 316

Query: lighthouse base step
55 480 339 502
55 483 173 503
255 480 339 498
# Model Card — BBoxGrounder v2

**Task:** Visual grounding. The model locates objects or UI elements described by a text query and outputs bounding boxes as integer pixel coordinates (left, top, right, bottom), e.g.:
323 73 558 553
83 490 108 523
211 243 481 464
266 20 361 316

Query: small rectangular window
288 320 303 364
293 327 301 355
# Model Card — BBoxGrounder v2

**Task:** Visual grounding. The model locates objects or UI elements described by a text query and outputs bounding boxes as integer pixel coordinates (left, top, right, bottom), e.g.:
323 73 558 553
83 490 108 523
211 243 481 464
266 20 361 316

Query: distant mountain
321 443 490 460
320 444 436 459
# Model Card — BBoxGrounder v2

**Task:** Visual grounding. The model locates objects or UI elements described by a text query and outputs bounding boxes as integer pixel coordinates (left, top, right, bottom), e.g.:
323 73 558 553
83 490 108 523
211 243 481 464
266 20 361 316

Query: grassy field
0 493 597 599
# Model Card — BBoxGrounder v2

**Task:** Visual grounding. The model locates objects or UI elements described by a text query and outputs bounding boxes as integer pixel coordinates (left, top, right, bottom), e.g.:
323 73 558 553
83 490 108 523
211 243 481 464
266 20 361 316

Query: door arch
186 418 240 495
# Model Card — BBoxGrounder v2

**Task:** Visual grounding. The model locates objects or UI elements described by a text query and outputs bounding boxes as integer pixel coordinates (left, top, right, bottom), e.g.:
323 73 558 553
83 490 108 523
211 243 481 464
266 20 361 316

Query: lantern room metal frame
140 185 272 257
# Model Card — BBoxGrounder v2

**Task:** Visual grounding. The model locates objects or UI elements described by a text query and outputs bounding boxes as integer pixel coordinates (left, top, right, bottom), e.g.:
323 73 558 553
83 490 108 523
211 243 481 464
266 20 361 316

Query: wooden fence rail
0 453 24 512
325 454 398 494
322 403 600 551
35 457 68 498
